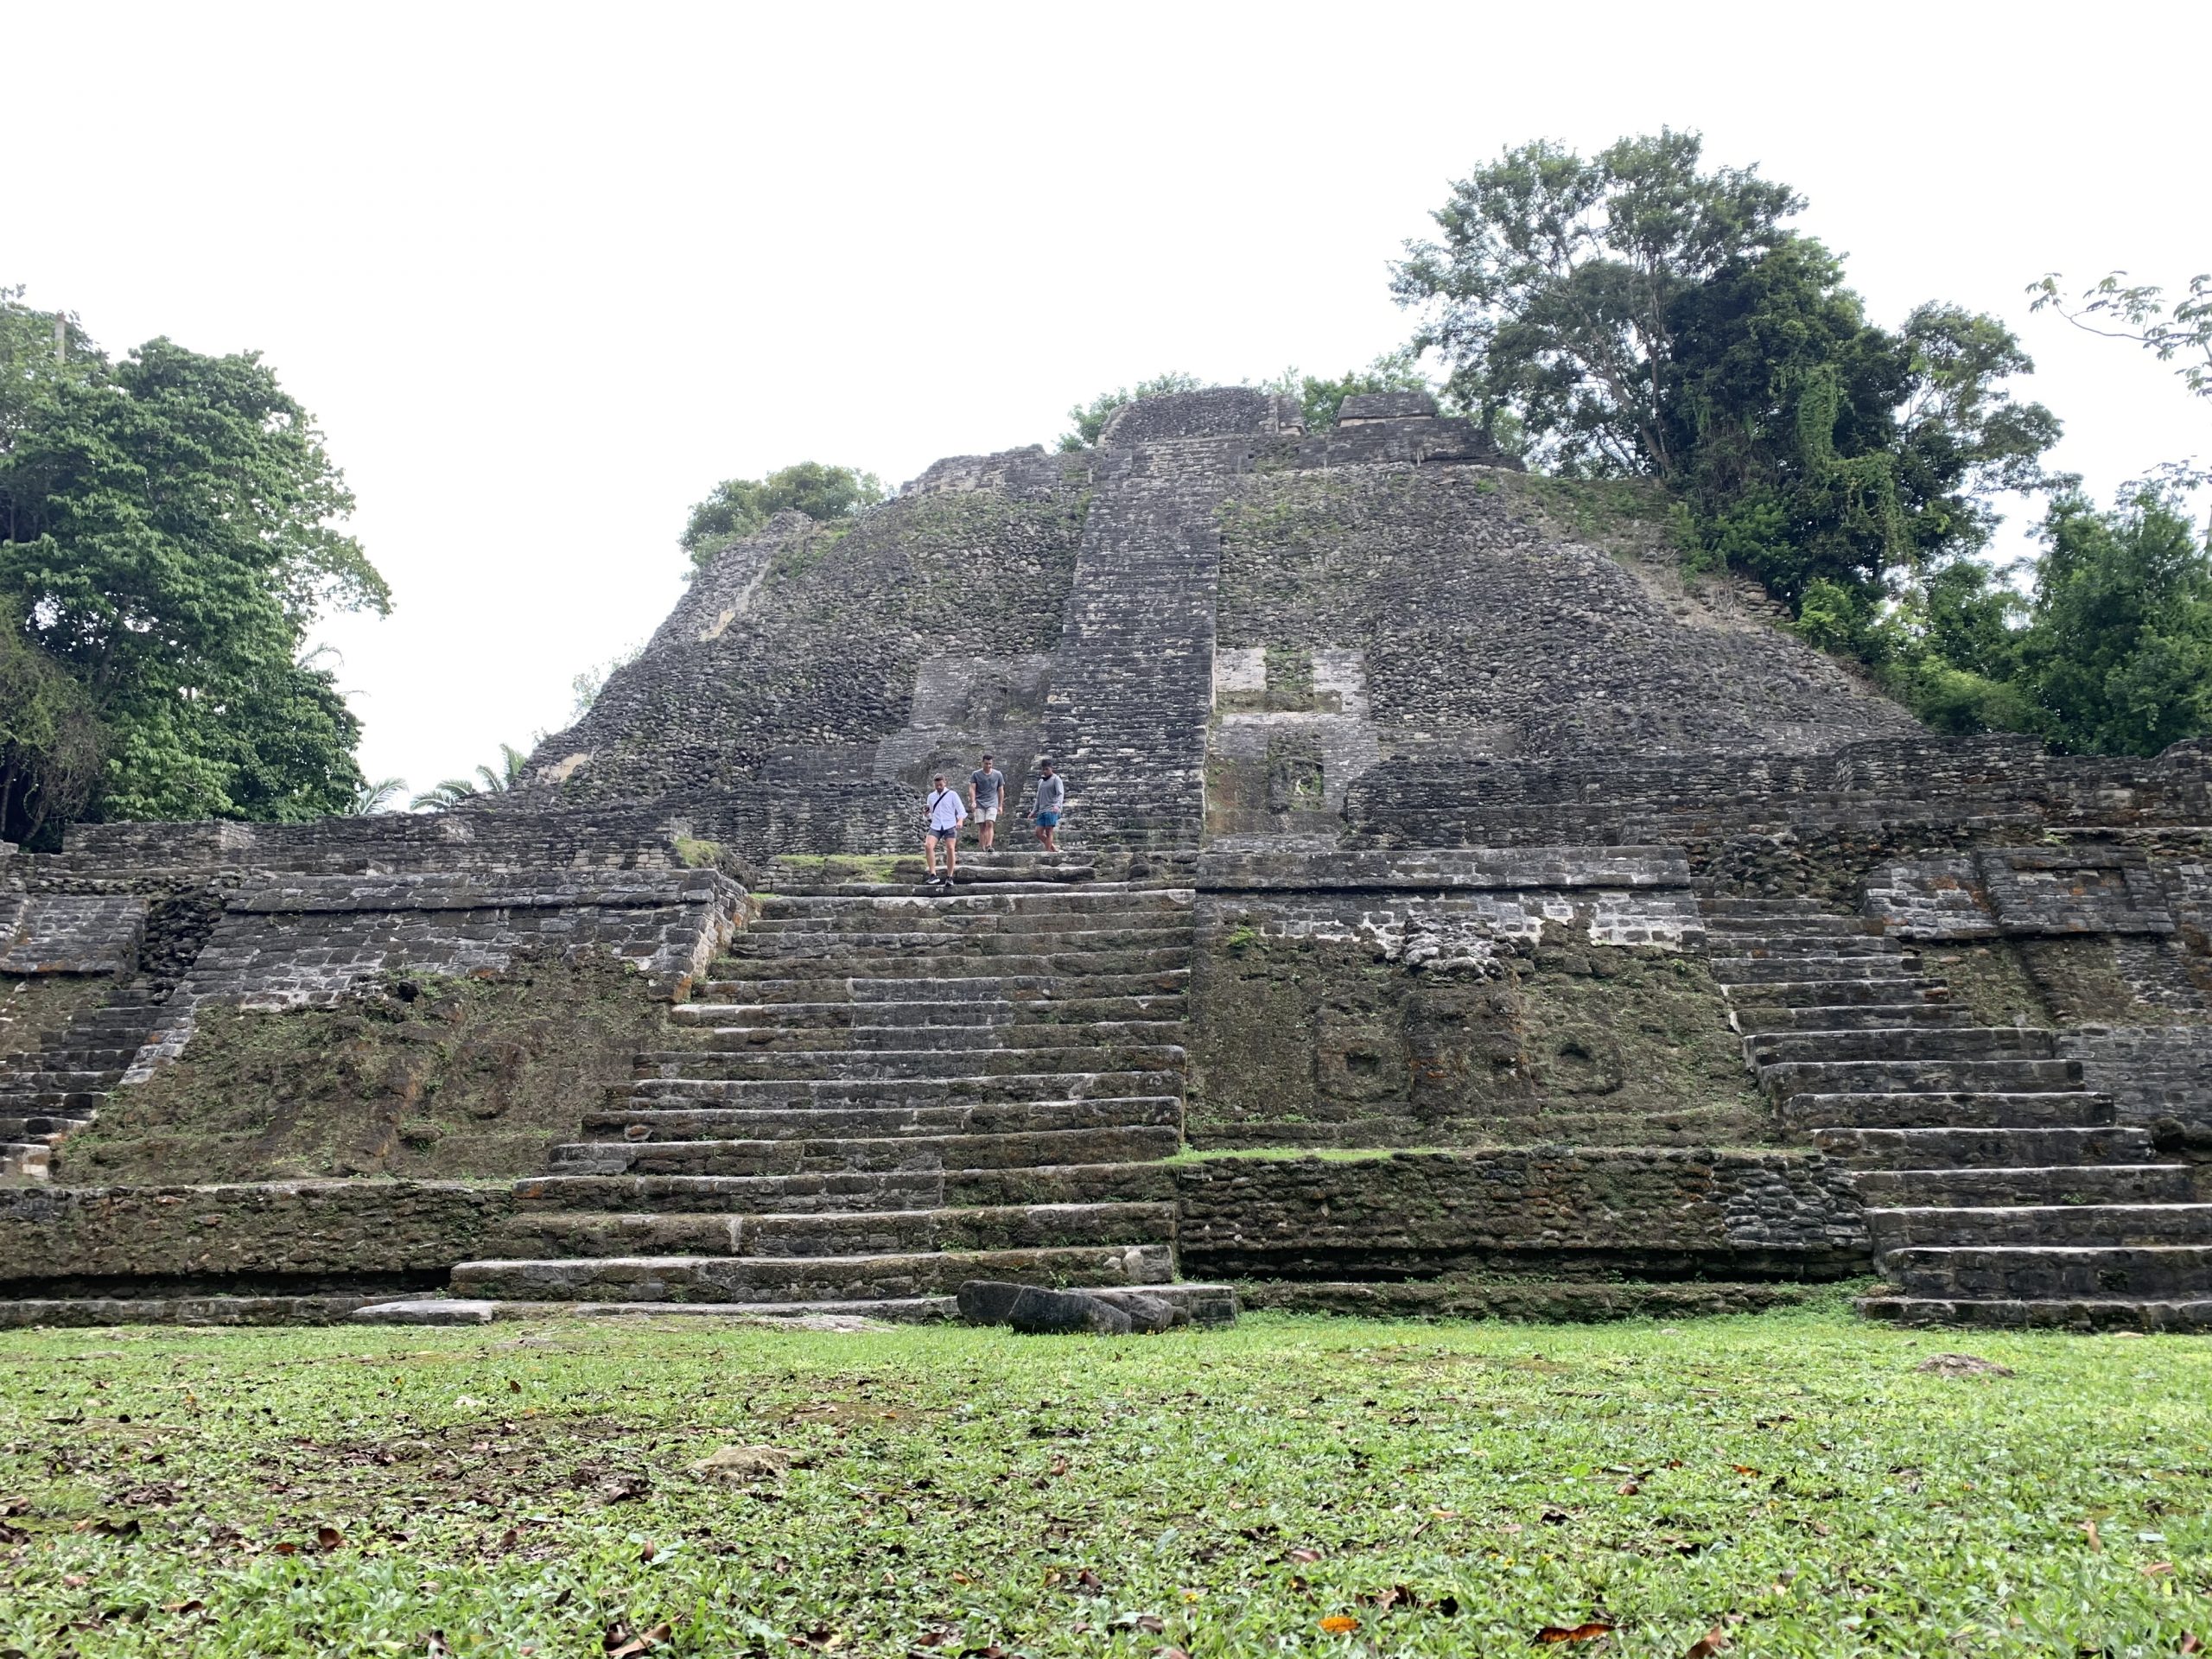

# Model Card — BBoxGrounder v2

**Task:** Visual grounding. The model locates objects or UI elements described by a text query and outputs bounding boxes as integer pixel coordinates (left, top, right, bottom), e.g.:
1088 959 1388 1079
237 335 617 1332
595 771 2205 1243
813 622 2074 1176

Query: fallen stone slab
956 1279 1237 1332
351 1296 927 1328
1009 1285 1133 1335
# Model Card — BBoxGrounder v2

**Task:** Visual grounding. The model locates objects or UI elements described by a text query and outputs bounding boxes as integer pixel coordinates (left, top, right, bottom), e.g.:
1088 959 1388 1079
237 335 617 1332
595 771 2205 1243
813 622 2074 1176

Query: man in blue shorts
924 772 968 886
1031 758 1065 852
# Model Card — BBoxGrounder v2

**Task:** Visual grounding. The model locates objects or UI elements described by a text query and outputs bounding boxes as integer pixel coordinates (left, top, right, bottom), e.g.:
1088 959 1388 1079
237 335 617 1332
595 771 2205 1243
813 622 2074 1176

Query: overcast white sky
10 2 2209 796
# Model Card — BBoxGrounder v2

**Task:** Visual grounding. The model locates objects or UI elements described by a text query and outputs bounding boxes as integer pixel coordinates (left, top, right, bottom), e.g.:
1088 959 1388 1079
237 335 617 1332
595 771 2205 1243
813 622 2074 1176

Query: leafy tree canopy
0 289 387 838
2014 484 2212 756
1393 131 2060 615
2031 272 2212 403
680 462 887 574
1058 372 1203 451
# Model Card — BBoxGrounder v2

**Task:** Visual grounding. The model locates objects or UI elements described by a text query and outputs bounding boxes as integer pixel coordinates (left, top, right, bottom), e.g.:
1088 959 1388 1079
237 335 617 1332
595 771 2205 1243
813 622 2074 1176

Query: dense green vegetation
1393 132 2212 757
680 464 887 575
0 289 389 843
1 1306 2205 1656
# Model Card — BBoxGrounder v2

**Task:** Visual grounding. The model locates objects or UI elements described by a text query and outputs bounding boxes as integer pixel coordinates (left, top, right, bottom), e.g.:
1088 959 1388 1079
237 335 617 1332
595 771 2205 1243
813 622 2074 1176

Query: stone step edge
1856 1294 2212 1332
353 1283 1240 1327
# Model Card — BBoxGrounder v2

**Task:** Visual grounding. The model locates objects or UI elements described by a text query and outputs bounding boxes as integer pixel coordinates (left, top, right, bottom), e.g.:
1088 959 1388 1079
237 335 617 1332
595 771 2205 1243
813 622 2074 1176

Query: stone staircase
376 852 1233 1323
1040 456 1225 849
0 988 159 1182
1704 895 2212 1331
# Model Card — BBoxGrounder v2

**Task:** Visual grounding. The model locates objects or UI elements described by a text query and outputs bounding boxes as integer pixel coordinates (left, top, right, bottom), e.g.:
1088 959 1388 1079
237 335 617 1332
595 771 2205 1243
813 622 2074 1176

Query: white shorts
975 806 1000 823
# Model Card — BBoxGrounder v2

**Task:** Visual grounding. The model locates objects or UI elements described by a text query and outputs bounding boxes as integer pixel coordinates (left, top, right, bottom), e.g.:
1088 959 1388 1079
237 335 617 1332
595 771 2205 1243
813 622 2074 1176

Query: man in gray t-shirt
1031 759 1065 853
967 753 1006 852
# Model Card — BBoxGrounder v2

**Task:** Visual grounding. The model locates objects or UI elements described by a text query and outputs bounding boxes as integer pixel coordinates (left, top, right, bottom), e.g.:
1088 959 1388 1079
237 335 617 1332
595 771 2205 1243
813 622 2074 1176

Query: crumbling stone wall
125 869 741 1077
55 952 667 1185
1187 849 1758 1148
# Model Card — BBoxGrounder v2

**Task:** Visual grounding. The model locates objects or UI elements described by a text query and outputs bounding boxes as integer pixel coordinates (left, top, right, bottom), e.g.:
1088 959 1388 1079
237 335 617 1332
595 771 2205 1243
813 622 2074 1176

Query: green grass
2 1306 2207 1655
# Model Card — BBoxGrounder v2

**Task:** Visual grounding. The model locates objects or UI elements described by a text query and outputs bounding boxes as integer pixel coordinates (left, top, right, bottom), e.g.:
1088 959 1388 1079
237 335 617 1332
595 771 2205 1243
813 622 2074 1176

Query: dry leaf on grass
602 1621 671 1656
1685 1627 1729 1657
689 1445 796 1482
1915 1353 2014 1378
1536 1621 1614 1644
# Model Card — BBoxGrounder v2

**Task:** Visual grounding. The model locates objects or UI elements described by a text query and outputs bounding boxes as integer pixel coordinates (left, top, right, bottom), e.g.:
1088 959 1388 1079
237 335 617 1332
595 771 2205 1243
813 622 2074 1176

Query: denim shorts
1036 811 1060 828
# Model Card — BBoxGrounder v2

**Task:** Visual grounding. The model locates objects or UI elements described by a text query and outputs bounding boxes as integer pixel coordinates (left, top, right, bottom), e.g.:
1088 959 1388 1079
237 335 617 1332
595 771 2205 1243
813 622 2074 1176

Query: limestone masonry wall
1173 1149 1866 1282
126 870 742 1077
1186 848 1759 1149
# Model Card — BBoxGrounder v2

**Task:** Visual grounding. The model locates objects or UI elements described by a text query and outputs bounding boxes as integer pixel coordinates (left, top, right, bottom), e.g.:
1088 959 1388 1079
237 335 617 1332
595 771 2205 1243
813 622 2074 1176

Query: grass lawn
2 1296 2207 1656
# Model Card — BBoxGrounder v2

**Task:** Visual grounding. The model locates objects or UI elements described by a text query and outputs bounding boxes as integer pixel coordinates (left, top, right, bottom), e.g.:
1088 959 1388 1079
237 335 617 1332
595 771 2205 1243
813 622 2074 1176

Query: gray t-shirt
969 767 1005 809
1034 772 1065 814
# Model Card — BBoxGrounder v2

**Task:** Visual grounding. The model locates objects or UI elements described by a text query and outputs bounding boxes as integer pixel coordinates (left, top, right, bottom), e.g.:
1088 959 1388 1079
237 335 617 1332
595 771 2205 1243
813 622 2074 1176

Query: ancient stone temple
3 387 2209 1329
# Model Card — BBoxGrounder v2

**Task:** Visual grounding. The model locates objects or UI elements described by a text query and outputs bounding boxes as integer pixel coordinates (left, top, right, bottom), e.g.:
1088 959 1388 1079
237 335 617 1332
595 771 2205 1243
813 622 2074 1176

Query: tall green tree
1392 133 2059 626
2015 485 2212 756
0 596 104 842
0 290 389 830
681 462 886 575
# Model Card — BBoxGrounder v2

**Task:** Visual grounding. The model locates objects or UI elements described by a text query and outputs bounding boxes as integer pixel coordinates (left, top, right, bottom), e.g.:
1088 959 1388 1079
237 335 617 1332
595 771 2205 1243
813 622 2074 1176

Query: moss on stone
0 974 118 1066
1186 930 1765 1150
54 952 664 1185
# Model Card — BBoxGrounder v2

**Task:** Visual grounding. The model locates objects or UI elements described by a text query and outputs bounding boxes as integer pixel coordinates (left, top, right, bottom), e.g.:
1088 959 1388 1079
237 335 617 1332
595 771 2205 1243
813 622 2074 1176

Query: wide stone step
586 1096 1182 1141
1711 955 1916 985
675 994 1186 1028
1883 1244 2212 1300
732 921 1194 951
1812 1123 2152 1168
1714 936 1901 958
625 1069 1183 1106
1856 1294 2212 1332
1782 1090 2115 1131
449 1243 1175 1303
755 888 1192 918
497 1201 1178 1260
1701 914 1873 937
0 1111 95 1140
353 1282 1239 1327
644 1043 1185 1079
514 1160 1182 1214
552 1122 1183 1177
708 946 1194 986
1867 1204 2212 1251
696 969 1192 1005
1733 1005 1974 1034
0 1089 105 1115
1725 979 1949 1009
1750 1027 2057 1065
1852 1163 2196 1208
743 914 1194 944
1759 1058 2082 1099
678 1020 1185 1055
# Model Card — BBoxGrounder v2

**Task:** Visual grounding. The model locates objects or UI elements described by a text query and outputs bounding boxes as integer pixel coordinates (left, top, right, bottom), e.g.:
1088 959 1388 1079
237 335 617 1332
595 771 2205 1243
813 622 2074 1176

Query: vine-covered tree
680 462 886 575
0 289 389 838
